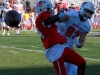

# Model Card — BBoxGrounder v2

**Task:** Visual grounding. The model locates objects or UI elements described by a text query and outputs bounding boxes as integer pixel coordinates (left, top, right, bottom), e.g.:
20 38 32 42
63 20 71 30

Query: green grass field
0 29 100 75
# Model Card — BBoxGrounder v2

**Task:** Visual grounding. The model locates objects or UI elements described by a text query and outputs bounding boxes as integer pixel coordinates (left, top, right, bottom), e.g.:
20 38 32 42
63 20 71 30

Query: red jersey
35 11 66 49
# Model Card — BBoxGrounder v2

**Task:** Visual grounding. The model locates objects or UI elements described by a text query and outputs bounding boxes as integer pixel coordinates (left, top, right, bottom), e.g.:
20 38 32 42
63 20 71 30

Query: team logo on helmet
37 1 45 7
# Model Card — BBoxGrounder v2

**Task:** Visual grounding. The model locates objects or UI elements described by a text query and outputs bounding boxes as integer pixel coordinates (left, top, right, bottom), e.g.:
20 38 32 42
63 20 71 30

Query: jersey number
66 26 81 38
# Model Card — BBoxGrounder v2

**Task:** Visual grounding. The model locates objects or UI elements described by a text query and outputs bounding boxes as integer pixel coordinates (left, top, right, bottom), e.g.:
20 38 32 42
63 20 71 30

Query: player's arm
58 14 69 23
76 32 88 48
0 10 3 18
44 14 60 26
44 12 68 26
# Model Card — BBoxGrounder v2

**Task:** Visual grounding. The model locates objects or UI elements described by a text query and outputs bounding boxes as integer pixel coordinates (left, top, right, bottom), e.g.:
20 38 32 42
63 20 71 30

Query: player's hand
76 43 83 48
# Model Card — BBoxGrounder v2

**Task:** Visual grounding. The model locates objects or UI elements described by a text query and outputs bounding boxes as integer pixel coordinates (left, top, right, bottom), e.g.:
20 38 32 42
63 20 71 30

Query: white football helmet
79 1 95 21
71 2 75 5
35 0 54 14
5 2 10 8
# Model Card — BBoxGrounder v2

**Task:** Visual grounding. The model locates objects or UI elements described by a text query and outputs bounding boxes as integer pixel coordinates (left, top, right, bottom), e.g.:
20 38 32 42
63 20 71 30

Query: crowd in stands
89 2 100 29
0 0 100 35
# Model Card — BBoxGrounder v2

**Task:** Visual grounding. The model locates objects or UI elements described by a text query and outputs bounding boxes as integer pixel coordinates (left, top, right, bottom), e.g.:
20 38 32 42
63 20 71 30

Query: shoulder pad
65 9 78 17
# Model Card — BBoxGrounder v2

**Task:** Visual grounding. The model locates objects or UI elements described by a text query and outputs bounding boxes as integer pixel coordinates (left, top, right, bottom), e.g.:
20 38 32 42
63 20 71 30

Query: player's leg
64 47 86 75
65 62 77 75
16 25 20 34
53 55 66 75
6 25 10 35
65 62 72 75
2 27 5 35
2 22 6 35
64 44 77 75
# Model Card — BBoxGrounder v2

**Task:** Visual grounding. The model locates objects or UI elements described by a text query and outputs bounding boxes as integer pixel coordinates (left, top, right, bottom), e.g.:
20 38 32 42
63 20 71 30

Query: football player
13 0 24 34
56 1 95 75
1 2 12 35
35 0 86 75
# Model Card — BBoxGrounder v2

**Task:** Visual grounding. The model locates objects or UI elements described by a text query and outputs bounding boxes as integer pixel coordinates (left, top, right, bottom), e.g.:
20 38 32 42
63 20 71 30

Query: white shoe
2 32 5 35
2 33 5 35
7 33 10 35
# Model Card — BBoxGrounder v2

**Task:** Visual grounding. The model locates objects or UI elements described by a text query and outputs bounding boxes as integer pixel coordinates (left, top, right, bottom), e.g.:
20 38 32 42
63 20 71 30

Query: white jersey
57 9 91 49
13 4 23 14
2 7 12 18
98 4 100 9
1 7 12 27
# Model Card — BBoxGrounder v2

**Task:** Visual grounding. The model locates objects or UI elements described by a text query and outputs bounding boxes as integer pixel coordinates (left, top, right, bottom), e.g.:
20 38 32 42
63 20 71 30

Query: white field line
84 58 100 61
86 41 100 47
80 48 90 51
89 32 100 34
9 51 19 53
92 44 100 46
0 45 44 53
86 41 100 44
30 46 40 48
0 45 100 61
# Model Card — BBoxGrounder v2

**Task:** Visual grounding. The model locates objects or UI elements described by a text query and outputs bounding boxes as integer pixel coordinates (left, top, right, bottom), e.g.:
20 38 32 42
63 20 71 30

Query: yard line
86 41 100 44
30 46 40 48
85 57 100 61
89 31 100 34
0 45 44 53
80 48 90 51
0 45 100 61
92 44 100 46
9 51 19 53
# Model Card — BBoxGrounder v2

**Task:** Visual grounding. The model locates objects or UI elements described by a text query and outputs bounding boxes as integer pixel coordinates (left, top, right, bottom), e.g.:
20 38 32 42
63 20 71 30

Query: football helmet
79 1 95 21
5 2 10 8
35 0 54 14
71 2 75 5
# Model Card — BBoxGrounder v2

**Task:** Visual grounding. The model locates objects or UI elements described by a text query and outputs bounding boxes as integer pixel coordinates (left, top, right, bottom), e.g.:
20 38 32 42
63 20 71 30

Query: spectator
68 2 76 10
54 0 68 13
23 11 29 30
1 2 12 35
13 0 24 34
25 0 31 13
29 12 35 30
0 2 2 6
98 2 100 11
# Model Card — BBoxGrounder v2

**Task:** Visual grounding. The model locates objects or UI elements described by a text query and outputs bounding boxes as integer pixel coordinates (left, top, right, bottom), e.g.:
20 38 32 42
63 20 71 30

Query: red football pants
53 47 86 75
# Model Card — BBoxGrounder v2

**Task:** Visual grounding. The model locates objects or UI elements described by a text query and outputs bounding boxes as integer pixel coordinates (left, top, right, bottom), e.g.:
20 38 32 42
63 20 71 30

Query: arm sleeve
44 14 60 26
36 11 62 26
0 10 3 18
